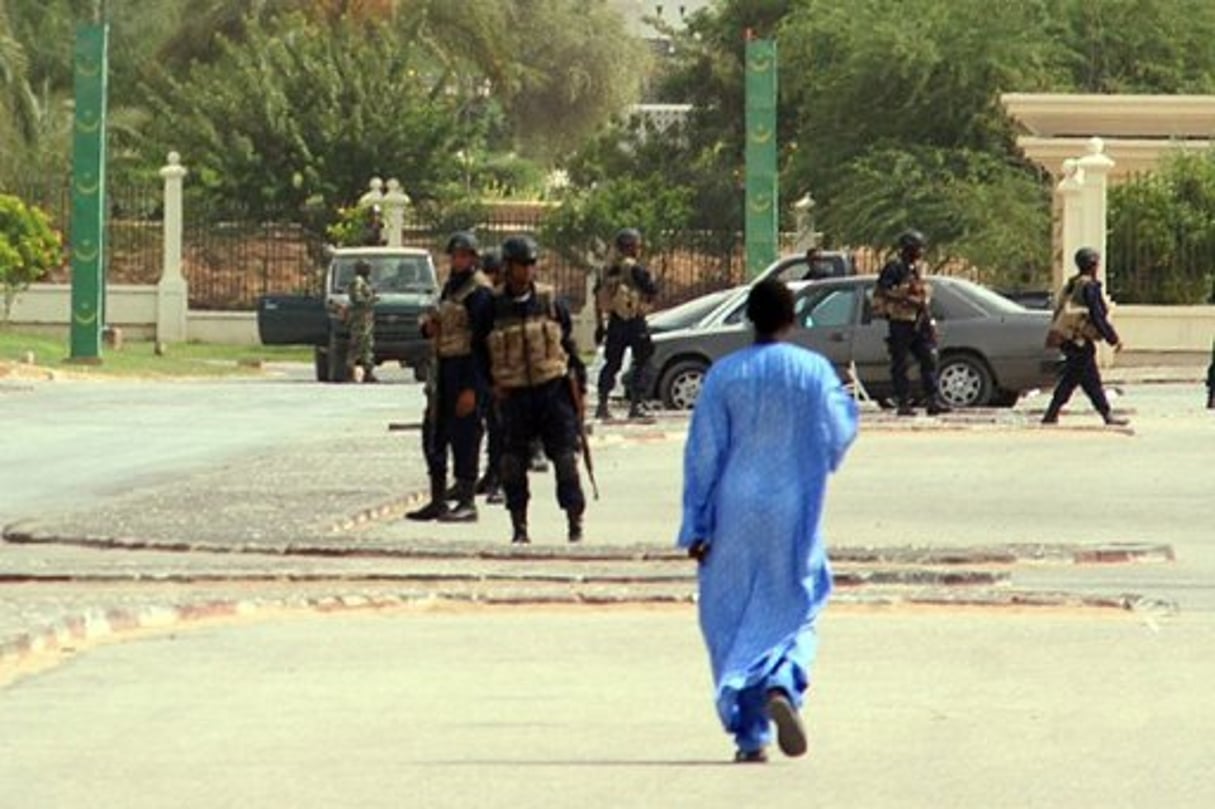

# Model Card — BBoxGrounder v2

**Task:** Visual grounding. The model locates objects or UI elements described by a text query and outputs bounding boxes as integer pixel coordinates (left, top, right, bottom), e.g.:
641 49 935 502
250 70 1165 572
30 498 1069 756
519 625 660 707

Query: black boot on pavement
594 401 612 421
406 476 449 521
1102 411 1129 427
510 510 529 544
566 509 584 543
439 479 478 522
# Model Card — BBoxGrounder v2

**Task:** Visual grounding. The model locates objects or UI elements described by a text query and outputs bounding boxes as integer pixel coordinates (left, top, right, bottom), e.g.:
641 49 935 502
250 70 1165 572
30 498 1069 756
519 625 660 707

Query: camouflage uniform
346 272 377 378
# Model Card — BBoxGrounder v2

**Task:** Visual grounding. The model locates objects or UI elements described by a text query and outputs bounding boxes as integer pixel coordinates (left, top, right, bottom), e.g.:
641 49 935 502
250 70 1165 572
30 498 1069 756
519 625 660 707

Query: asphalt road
0 366 426 523
1 607 1211 809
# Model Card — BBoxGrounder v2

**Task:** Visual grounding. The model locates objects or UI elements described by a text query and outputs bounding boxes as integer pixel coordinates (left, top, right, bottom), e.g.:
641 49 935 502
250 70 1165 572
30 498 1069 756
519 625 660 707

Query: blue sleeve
632 264 659 298
676 366 729 548
1083 282 1120 345
818 364 859 473
877 260 902 291
464 287 495 391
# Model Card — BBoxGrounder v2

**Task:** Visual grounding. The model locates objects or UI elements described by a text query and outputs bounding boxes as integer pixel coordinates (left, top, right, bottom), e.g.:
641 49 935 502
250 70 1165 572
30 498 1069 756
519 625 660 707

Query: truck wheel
327 334 350 383
313 347 329 382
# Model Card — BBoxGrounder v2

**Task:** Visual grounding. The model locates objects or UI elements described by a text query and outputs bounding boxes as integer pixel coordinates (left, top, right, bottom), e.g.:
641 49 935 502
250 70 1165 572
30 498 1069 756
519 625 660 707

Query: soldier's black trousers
1045 341 1111 419
424 379 484 483
886 320 938 405
598 316 653 406
498 378 585 515
484 401 503 479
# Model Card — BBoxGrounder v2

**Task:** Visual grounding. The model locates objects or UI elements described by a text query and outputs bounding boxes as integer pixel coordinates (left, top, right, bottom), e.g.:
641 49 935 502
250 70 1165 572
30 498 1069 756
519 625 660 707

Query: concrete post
1076 138 1118 366
1055 158 1085 293
156 152 188 343
381 179 411 248
1076 137 1116 284
358 177 384 208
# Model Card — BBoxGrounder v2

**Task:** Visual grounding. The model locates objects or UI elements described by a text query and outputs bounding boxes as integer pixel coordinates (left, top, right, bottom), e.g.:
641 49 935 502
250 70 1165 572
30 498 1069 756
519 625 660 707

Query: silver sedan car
645 275 1063 410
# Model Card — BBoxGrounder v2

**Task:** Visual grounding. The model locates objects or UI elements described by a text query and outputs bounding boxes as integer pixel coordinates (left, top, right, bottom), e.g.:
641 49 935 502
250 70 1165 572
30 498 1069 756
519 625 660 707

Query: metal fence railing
5 177 902 311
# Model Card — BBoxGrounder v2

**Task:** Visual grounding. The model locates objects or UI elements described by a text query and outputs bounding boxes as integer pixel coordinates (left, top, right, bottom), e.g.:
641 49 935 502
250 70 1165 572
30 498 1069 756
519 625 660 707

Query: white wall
1115 305 1215 352
7 283 1213 353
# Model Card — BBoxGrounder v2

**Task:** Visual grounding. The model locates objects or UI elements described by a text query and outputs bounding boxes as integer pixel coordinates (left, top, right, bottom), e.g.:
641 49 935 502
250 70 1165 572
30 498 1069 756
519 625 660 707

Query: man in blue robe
677 279 859 763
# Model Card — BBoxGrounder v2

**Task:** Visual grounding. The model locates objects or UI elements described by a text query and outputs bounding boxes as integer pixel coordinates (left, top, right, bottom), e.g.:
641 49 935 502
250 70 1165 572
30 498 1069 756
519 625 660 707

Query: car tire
660 359 709 410
937 353 993 408
327 333 350 383
313 347 329 382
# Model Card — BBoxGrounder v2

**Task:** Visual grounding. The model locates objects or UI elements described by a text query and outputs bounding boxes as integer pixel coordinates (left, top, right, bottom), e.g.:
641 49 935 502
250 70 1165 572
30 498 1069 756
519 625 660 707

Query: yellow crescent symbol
751 126 773 144
77 58 101 78
75 178 100 195
76 114 101 134
750 197 773 214
749 56 773 73
74 244 99 262
73 307 98 326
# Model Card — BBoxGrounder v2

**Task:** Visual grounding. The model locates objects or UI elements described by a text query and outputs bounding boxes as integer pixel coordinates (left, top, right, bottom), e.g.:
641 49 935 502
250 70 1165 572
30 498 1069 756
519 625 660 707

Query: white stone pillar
358 177 385 208
1076 137 1116 284
1076 138 1118 366
156 152 188 343
1055 158 1085 293
381 178 411 248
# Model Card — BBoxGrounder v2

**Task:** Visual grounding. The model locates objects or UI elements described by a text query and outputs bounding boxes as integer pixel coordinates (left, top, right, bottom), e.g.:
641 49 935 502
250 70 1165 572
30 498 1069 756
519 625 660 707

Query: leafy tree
1108 150 1215 304
140 14 469 219
0 193 63 322
541 174 694 274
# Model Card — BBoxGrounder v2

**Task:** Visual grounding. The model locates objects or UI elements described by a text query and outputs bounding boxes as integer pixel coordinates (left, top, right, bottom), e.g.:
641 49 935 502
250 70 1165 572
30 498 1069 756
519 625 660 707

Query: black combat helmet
354 259 372 276
1074 247 1101 272
480 247 503 275
446 231 479 255
501 235 539 265
615 227 642 252
897 229 926 251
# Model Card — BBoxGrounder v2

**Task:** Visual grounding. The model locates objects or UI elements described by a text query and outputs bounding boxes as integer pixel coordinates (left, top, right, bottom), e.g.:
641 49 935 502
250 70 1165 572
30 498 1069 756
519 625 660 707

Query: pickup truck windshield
331 256 436 294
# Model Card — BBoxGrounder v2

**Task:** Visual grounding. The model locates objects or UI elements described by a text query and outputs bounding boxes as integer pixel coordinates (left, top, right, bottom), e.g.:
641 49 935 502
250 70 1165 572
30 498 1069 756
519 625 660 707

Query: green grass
0 327 313 378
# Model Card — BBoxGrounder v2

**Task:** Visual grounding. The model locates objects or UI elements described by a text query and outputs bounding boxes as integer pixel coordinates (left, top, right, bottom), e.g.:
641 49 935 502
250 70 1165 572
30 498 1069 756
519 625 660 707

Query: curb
0 586 1177 677
0 525 1175 567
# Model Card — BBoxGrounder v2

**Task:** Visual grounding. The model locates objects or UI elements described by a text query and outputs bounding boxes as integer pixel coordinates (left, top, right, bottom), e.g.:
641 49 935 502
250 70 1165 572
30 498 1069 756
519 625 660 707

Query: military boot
1102 411 1129 427
439 480 478 523
627 400 655 422
405 476 449 521
594 400 612 421
510 510 530 544
1207 389 1214 409
566 509 584 543
926 399 952 416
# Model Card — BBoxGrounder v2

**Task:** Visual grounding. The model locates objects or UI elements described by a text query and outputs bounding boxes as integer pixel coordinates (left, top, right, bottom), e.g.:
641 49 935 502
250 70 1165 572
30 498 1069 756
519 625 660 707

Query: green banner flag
744 38 778 279
69 23 109 360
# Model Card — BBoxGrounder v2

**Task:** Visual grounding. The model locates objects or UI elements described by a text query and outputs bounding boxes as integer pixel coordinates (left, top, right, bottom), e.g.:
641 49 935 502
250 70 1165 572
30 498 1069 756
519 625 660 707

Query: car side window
800 288 857 329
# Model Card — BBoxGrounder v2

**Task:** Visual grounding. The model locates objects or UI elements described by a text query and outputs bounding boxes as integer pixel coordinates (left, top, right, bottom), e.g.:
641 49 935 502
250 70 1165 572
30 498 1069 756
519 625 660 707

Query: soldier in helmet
345 259 378 383
1042 247 1128 426
873 230 950 416
594 227 659 420
488 235 588 544
407 231 495 522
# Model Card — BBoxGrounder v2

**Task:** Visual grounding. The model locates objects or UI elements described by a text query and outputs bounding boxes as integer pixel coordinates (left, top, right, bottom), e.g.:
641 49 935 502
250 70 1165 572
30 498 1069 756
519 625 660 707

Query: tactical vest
435 271 491 358
1048 275 1101 344
488 284 569 389
873 265 930 322
597 259 649 320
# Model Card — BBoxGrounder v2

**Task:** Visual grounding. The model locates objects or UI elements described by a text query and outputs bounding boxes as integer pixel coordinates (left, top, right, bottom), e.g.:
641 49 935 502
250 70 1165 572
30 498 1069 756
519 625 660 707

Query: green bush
0 194 63 323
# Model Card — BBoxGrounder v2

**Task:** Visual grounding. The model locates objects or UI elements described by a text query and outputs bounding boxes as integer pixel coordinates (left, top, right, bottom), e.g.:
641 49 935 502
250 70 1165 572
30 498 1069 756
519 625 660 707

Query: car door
789 284 859 376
